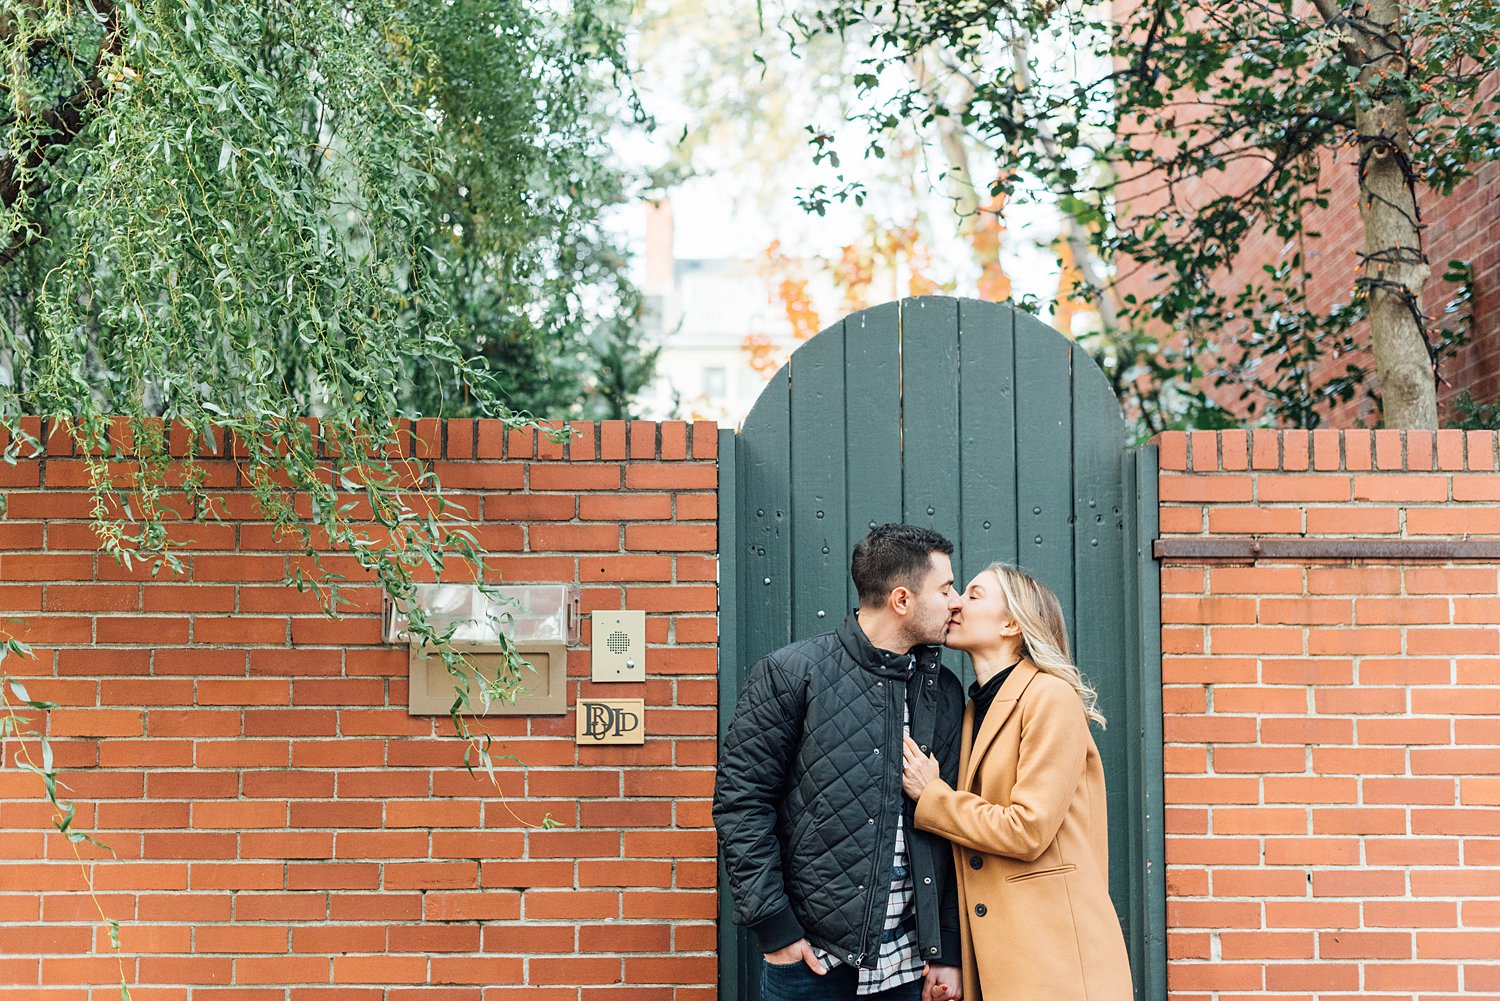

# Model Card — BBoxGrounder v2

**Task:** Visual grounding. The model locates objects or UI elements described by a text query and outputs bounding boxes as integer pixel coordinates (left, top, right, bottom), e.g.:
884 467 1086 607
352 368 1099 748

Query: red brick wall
0 418 719 1000
1157 429 1500 999
12 417 1499 1000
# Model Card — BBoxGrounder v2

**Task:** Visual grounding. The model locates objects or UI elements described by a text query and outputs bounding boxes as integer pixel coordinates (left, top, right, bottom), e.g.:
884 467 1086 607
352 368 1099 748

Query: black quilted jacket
713 611 965 969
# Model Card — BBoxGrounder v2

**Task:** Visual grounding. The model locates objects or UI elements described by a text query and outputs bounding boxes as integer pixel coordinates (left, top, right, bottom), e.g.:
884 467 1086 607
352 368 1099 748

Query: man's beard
904 603 949 648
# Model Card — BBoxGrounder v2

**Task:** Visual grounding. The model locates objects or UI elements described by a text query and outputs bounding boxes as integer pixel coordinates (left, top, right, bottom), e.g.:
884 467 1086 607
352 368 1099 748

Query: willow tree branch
0 0 120 269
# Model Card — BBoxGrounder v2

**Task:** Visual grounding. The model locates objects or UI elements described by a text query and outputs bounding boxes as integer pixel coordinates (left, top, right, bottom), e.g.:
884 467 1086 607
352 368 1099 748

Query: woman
901 562 1132 1001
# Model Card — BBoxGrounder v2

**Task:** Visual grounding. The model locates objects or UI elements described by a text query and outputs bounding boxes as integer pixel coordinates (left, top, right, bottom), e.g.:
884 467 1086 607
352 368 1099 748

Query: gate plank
716 429 742 740
954 298 1021 689
790 320 849 638
901 297 966 676
957 297 1019 580
1126 445 1167 1001
1069 344 1131 947
740 366 793 664
1012 310 1077 640
714 428 748 1001
843 302 903 611
900 297 962 543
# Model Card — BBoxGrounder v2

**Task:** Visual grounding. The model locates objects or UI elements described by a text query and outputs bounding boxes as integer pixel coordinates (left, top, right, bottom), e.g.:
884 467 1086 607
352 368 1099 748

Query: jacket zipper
858 673 900 966
911 665 936 958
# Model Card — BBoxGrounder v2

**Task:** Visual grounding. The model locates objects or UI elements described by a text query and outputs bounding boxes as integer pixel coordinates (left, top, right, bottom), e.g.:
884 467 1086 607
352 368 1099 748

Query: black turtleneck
970 659 1023 740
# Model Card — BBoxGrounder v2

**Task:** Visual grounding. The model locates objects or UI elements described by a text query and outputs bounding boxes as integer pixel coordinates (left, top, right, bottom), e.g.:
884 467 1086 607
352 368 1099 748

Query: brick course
0 419 718 1000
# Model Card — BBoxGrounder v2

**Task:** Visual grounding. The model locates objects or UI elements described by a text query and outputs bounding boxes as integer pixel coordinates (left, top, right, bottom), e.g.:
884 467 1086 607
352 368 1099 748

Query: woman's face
944 569 1019 653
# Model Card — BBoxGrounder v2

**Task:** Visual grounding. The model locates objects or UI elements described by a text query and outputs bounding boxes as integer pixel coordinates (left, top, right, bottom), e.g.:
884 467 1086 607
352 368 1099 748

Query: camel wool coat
913 661 1133 1001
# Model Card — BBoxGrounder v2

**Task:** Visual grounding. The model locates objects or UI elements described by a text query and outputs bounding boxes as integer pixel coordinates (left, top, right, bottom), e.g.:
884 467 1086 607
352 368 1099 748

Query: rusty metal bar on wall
1154 538 1500 562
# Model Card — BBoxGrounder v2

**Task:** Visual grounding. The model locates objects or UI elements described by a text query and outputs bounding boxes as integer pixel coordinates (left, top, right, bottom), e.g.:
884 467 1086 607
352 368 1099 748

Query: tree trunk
1342 0 1438 428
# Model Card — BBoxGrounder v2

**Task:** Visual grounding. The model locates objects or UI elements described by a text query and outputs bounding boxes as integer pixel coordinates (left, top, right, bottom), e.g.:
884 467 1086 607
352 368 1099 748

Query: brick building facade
1202 153 1500 427
1116 96 1500 427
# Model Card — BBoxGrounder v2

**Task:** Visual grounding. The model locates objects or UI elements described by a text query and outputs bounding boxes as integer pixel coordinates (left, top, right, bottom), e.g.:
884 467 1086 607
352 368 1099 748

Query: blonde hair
986 562 1106 728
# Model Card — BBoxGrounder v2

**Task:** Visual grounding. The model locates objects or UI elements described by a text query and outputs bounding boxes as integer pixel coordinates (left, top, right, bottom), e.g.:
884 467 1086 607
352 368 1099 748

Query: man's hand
763 938 827 974
921 963 962 1001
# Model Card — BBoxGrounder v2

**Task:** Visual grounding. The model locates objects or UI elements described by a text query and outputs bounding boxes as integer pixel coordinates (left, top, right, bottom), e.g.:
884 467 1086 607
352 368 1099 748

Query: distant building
635 200 798 425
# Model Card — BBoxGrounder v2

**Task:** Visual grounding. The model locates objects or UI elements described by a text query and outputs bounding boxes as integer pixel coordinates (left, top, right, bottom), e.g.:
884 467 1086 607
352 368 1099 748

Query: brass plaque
575 698 645 745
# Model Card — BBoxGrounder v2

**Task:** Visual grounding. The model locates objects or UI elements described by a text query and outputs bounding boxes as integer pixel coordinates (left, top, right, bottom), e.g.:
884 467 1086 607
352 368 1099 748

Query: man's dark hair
850 523 955 608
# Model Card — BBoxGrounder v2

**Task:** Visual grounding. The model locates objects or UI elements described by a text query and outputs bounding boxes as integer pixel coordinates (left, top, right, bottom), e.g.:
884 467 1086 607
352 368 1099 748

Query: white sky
606 2 1069 309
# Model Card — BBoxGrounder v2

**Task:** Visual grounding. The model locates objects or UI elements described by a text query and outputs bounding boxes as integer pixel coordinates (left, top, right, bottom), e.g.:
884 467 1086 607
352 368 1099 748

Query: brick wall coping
0 417 719 463
1152 429 1499 474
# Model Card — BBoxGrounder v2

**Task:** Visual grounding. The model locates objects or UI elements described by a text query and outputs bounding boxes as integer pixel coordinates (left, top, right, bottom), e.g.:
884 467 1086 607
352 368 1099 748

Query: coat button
969 855 984 870
974 903 987 917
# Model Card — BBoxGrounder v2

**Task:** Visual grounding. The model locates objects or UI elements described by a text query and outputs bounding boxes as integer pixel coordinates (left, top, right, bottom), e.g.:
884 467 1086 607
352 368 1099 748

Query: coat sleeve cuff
750 905 806 954
912 778 949 831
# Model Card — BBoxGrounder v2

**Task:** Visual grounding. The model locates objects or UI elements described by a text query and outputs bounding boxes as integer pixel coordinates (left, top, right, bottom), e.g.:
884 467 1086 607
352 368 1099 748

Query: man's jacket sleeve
711 652 806 953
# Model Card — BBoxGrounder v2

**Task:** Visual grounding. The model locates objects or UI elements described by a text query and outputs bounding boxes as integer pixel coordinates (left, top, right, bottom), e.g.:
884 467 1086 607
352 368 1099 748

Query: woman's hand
902 733 941 800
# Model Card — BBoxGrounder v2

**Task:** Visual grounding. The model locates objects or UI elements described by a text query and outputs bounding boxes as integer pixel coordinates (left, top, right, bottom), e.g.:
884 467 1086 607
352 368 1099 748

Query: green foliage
589 317 663 421
2 0 654 423
397 0 657 420
0 0 641 603
784 0 1500 432
1450 390 1500 430
1 636 95 846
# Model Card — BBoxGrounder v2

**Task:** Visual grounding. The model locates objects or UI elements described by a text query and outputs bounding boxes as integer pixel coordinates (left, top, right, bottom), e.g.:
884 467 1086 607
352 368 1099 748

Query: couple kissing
714 523 1133 1001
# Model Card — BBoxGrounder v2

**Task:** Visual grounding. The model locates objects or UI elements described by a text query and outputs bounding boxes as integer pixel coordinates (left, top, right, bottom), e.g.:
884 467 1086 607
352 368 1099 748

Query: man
714 523 967 1001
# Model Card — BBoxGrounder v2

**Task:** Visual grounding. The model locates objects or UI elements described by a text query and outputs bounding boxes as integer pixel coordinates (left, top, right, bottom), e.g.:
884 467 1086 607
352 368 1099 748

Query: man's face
902 552 963 647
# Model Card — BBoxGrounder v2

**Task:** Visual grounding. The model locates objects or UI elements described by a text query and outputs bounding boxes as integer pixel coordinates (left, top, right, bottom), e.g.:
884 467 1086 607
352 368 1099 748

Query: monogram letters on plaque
574 698 646 745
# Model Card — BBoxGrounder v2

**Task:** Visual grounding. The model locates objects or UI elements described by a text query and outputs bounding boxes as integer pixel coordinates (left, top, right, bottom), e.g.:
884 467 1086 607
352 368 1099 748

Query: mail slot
386 584 580 716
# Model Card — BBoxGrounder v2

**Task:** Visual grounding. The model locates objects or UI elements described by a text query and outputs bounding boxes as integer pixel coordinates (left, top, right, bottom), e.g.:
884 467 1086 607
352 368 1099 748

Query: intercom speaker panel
591 610 645 682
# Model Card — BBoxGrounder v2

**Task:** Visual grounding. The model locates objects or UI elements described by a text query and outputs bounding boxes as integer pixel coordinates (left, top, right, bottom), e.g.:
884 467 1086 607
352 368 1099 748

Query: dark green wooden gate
716 297 1164 1000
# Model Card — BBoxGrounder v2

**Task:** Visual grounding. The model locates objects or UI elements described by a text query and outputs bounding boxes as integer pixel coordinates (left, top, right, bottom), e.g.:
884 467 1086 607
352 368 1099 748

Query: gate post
715 426 749 998
1125 444 1167 1001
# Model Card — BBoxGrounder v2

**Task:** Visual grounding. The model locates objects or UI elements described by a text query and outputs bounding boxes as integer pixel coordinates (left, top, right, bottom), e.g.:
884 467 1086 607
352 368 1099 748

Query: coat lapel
961 661 1039 790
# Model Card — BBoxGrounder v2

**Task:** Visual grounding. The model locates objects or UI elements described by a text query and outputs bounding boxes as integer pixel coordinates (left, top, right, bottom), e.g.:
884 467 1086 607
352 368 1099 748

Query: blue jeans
760 959 923 1001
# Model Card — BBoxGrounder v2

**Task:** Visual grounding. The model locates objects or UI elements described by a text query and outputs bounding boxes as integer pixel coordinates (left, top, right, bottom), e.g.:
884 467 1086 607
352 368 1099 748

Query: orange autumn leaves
745 199 1096 375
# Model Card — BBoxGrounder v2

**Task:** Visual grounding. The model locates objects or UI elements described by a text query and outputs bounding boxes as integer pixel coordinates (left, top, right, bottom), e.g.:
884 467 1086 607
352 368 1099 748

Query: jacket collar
962 660 1039 789
836 610 941 680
